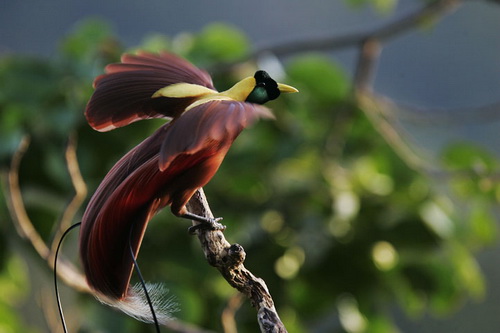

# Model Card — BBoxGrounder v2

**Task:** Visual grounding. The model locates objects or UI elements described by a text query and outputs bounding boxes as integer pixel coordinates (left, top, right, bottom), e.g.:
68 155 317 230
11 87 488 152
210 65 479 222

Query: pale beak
277 83 299 94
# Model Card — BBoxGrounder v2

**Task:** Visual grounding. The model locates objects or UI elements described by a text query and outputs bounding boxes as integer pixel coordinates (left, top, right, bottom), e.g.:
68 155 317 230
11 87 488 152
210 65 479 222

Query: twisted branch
2 136 89 293
50 134 88 254
187 189 287 333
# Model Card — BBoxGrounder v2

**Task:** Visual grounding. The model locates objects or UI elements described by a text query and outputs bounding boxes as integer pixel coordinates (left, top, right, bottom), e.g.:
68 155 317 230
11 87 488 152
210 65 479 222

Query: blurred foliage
344 0 398 14
0 255 38 333
0 16 499 333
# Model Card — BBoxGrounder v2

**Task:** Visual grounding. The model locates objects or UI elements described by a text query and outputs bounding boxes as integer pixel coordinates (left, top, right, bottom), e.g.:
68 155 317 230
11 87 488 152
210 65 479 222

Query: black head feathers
245 70 280 104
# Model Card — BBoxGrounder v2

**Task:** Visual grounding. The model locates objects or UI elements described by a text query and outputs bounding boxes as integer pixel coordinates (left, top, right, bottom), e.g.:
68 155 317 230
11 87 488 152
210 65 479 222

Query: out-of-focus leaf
468 199 498 246
60 18 115 60
373 0 398 14
287 54 349 106
133 33 171 54
344 0 398 14
0 255 29 305
0 255 37 333
450 243 485 301
190 23 249 62
419 199 454 239
366 314 399 333
442 143 497 173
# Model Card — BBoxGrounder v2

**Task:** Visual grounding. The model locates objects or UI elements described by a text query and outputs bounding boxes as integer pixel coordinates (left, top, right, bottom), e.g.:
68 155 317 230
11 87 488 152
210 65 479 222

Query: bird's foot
182 212 225 234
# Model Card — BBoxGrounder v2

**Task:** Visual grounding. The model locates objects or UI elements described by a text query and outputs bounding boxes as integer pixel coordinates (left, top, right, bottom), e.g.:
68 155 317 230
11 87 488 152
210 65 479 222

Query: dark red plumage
80 100 270 299
85 51 214 131
79 52 273 311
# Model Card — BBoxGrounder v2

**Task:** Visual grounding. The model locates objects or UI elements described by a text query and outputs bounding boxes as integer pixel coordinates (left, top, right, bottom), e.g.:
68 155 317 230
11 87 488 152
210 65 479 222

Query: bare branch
353 38 381 94
187 189 287 333
2 135 90 293
4 136 50 259
210 0 461 75
4 137 36 245
50 134 88 254
256 0 460 57
356 92 438 173
221 293 244 333
348 2 463 176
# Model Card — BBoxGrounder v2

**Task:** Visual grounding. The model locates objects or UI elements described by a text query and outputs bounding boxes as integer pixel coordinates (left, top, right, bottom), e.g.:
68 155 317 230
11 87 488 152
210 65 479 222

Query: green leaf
468 199 498 246
136 33 171 53
59 18 119 63
0 255 29 305
287 54 349 105
450 242 485 300
191 23 249 62
442 143 497 173
373 0 398 14
344 0 398 14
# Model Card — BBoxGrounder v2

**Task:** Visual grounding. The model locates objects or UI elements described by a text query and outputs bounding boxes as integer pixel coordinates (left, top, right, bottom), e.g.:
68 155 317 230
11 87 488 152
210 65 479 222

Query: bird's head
221 70 298 104
245 70 298 105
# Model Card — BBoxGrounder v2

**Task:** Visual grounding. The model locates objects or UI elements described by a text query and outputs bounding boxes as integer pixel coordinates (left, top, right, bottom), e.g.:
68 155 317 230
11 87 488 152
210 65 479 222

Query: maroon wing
85 51 215 132
158 100 274 170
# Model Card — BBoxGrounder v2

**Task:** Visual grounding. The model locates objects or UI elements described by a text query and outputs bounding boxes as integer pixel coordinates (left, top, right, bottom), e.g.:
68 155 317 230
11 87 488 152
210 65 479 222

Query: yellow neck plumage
152 75 297 111
152 77 257 111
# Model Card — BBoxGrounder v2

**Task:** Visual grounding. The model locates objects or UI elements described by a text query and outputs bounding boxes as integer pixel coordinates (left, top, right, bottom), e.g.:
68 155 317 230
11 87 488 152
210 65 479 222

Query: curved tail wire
54 222 161 332
54 222 82 333
128 223 161 332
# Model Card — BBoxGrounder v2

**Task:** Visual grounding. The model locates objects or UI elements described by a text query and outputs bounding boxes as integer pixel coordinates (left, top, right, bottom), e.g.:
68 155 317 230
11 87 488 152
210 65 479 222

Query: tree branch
210 0 461 75
3 135 90 293
187 189 287 333
221 293 244 333
50 134 88 254
348 1 462 176
257 0 460 56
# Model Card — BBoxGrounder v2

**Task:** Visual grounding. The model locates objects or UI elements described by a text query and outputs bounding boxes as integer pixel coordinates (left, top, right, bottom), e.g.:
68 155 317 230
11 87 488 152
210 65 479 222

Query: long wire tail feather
55 221 176 333
129 224 161 332
54 222 82 333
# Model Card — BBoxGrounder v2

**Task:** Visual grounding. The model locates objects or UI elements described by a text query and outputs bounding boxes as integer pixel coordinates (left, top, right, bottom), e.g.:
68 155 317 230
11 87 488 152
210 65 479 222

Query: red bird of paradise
79 51 298 322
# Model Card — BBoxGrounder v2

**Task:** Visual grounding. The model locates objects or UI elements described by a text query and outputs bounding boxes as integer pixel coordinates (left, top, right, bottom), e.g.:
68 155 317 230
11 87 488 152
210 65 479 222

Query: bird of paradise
79 51 298 323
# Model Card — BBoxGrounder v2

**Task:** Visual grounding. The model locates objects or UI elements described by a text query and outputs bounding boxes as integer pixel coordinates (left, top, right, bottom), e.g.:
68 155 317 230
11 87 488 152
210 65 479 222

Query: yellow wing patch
152 83 216 99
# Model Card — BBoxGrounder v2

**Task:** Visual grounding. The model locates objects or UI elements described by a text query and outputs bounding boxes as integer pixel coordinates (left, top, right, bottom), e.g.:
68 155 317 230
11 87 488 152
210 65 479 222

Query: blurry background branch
353 38 436 174
213 0 461 72
3 135 89 293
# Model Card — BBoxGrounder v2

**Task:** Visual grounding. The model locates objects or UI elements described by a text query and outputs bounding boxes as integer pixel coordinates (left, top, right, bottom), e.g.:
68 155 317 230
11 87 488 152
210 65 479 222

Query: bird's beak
277 83 299 94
